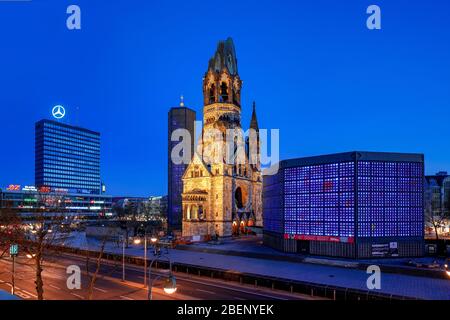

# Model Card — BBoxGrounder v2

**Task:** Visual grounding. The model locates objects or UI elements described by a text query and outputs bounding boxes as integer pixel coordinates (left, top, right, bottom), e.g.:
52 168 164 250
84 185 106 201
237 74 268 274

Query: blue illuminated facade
35 120 102 194
263 152 424 258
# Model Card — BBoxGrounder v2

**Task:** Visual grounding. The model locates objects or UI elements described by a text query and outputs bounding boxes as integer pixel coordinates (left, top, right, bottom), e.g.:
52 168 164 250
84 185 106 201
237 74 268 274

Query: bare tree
428 213 446 242
22 191 71 300
86 236 108 300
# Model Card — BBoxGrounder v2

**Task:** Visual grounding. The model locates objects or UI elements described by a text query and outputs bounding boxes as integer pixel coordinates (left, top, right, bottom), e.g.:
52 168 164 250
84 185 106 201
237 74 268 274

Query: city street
0 253 317 300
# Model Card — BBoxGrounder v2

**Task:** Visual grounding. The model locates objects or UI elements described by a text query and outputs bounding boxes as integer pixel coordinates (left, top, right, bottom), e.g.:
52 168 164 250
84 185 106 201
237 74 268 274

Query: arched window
209 85 216 104
220 82 228 102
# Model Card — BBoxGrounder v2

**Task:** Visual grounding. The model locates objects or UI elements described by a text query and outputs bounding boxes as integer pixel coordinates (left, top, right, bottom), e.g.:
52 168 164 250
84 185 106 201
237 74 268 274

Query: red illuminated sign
38 186 51 193
284 234 355 244
6 185 21 191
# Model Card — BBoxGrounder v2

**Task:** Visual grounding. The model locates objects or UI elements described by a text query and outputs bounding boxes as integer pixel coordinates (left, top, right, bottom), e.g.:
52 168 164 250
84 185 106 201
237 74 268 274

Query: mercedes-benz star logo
52 105 66 119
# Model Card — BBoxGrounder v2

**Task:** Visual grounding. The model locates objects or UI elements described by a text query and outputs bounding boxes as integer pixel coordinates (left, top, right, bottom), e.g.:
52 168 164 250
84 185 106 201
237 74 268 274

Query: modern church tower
168 98 196 232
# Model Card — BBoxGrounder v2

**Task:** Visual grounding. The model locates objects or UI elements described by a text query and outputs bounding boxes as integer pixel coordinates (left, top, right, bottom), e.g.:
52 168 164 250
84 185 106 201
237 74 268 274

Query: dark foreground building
263 151 424 258
168 100 196 232
35 119 102 194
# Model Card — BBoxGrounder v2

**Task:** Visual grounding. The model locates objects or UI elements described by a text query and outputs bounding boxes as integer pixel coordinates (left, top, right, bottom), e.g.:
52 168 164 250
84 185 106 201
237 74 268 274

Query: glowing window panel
358 222 371 237
359 162 371 176
340 162 355 177
340 177 354 192
358 192 371 207
298 208 310 221
285 221 296 234
340 208 354 222
359 208 371 222
340 223 354 237
285 181 297 194
385 162 397 176
372 222 384 237
311 208 324 221
324 163 339 178
324 178 338 192
298 222 310 235
297 180 310 193
358 177 371 191
311 166 323 179
340 193 354 207
324 208 339 221
372 192 384 207
298 194 309 207
311 179 323 193
324 193 338 207
325 222 339 236
298 166 310 180
310 221 324 235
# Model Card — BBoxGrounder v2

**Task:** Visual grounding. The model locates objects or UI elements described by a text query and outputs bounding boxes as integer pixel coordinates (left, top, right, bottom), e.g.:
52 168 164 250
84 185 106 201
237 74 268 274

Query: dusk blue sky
0 0 449 197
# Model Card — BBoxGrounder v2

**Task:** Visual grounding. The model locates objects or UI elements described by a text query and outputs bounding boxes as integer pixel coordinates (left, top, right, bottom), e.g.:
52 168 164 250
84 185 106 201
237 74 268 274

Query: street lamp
163 275 177 294
445 260 450 278
134 235 148 286
122 235 126 282
148 254 177 300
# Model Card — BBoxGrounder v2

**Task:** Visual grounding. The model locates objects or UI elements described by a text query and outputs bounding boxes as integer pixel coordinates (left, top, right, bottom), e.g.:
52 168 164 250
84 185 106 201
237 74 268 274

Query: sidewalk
62 233 450 300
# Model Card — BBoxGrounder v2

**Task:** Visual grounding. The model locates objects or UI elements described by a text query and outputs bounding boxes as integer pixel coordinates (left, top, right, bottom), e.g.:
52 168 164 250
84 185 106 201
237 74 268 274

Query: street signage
9 244 18 257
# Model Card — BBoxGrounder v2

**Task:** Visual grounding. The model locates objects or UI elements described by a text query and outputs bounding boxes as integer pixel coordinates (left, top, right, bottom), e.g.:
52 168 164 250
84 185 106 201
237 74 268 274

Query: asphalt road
0 253 318 300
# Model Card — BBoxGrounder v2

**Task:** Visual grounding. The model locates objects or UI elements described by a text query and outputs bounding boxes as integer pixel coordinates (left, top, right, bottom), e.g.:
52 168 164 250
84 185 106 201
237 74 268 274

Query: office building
424 172 450 236
263 151 424 258
168 100 196 231
35 119 102 194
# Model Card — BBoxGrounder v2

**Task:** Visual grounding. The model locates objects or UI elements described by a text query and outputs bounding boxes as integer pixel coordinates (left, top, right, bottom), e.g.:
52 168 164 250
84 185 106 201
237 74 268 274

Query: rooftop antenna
75 105 80 126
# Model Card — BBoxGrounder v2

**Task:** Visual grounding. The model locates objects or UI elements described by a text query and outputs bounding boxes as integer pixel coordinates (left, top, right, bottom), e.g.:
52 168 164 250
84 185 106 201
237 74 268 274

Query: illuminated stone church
182 38 262 239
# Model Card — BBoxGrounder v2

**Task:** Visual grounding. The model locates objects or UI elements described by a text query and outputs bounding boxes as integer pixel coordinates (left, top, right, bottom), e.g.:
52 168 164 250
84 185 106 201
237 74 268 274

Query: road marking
21 289 38 298
15 291 31 299
120 295 134 300
70 293 85 299
94 287 107 293
49 284 61 290
196 289 216 295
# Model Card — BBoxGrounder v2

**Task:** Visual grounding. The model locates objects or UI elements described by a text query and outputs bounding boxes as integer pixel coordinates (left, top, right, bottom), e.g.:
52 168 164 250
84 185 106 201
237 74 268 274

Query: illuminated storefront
0 187 113 220
263 151 424 258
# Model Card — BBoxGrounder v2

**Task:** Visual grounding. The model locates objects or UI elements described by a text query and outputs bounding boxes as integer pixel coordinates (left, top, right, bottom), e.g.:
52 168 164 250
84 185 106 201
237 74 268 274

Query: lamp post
148 255 176 300
147 238 176 300
122 235 126 282
133 235 148 287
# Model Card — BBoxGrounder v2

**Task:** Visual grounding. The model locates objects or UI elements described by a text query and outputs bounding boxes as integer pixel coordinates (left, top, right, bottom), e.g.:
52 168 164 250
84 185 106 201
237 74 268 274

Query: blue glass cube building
263 151 424 258
35 119 102 194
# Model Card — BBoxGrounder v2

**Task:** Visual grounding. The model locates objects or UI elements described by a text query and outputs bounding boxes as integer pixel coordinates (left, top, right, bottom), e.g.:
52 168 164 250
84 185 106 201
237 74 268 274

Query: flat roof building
0 188 113 220
263 151 425 258
35 119 102 195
